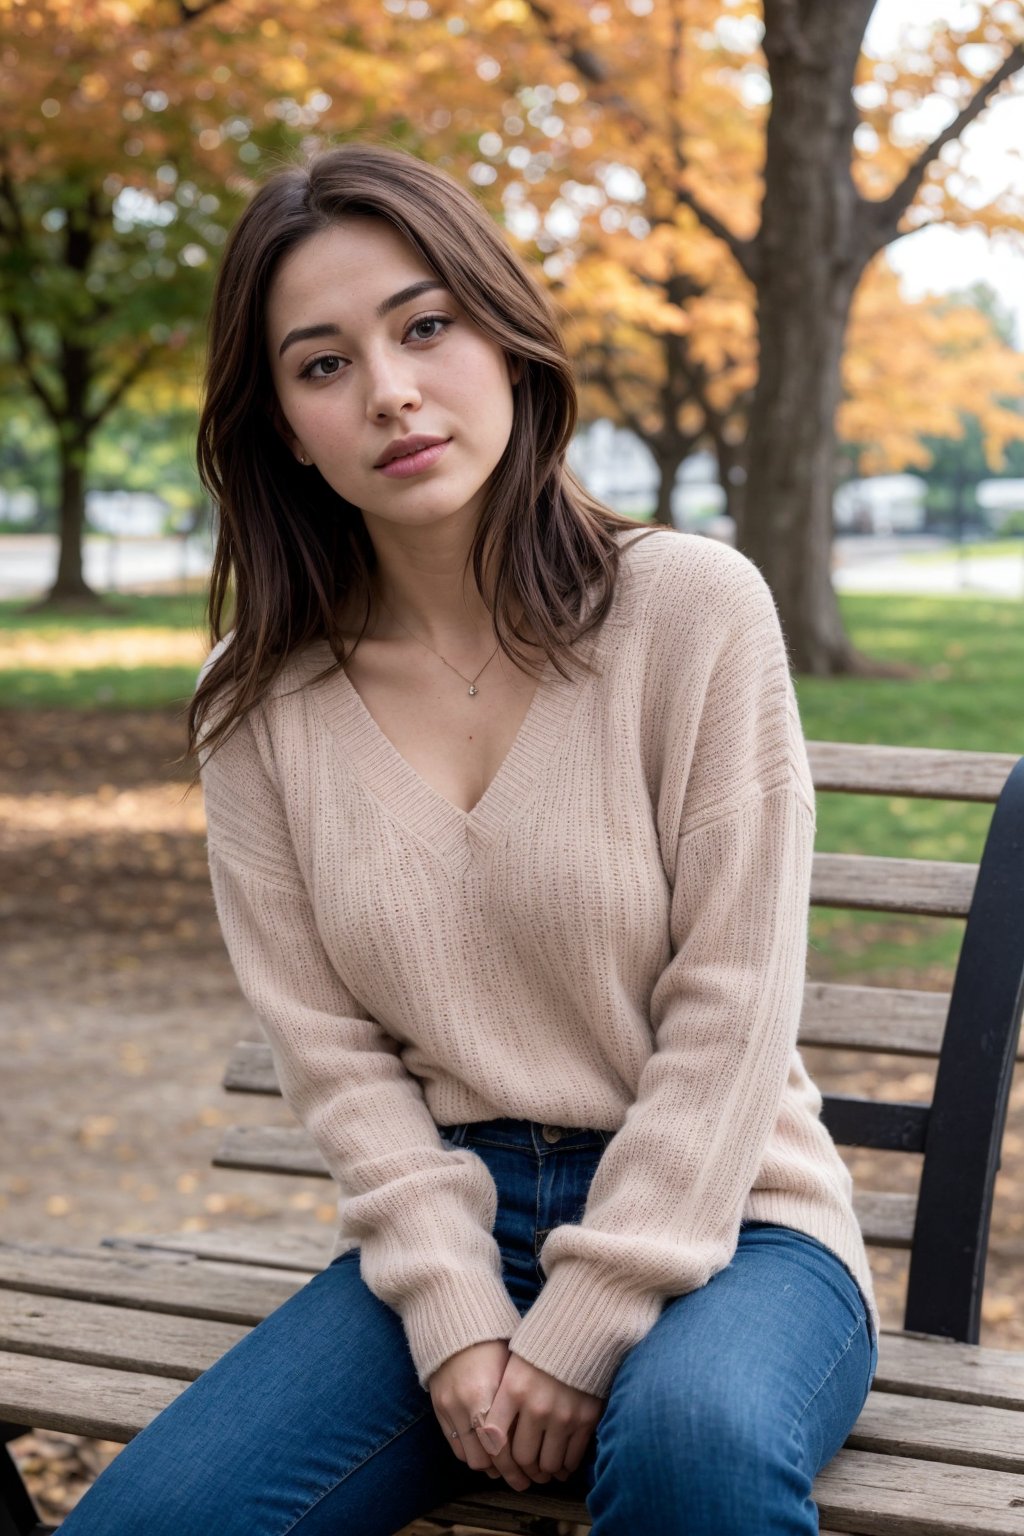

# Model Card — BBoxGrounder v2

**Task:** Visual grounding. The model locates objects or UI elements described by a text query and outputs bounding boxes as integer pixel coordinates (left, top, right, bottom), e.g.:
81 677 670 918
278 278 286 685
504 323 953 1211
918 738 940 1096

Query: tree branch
865 42 1024 254
86 344 160 431
525 0 756 280
178 0 227 23
523 0 634 111
0 165 29 247
673 185 759 281
583 356 650 443
4 312 62 423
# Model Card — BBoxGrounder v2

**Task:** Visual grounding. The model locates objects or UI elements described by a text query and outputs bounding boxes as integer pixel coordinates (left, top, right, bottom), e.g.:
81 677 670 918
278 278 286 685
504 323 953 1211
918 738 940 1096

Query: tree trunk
48 433 96 599
652 450 682 528
44 336 101 603
708 429 747 533
33 199 105 604
738 1 875 674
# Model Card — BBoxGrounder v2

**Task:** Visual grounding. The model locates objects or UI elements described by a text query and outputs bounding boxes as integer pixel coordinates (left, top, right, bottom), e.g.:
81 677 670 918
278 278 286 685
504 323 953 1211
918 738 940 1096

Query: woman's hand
428 1340 533 1492
475 1352 604 1486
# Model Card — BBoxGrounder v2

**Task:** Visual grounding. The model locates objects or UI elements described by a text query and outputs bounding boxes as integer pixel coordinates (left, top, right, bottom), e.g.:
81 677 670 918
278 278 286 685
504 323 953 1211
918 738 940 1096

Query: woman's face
266 216 518 533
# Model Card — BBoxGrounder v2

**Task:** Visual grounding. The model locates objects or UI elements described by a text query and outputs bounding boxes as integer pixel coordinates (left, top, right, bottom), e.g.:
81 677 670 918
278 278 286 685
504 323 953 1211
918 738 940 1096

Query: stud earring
297 453 308 465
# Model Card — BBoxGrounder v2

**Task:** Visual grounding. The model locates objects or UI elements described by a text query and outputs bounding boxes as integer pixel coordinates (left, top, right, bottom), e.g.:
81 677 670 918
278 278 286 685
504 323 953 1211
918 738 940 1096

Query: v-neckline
297 528 654 868
308 640 589 866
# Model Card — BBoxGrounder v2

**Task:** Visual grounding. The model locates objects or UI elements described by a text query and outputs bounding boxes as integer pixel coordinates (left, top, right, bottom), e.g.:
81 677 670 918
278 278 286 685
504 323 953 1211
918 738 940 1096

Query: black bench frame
816 756 1024 1343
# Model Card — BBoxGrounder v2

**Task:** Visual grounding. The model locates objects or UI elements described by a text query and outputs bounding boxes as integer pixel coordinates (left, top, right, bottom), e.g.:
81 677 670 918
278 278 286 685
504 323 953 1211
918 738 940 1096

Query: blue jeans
60 1118 877 1534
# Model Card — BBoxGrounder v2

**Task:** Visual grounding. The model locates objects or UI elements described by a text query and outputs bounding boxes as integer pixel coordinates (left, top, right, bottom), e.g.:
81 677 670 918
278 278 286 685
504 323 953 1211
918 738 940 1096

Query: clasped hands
428 1339 603 1492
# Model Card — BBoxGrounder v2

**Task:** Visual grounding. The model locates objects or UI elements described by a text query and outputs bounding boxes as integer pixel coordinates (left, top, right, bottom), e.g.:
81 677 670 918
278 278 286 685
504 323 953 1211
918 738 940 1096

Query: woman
60 141 877 1535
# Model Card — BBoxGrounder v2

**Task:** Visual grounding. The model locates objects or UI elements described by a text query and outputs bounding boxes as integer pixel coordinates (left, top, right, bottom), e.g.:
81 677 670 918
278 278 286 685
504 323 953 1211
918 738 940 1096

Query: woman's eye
300 354 344 381
407 315 451 342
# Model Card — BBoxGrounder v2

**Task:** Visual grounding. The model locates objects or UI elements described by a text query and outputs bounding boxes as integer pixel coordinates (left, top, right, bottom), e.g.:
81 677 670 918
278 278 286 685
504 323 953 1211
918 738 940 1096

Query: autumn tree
737 2 1024 670
479 0 1024 669
0 0 466 603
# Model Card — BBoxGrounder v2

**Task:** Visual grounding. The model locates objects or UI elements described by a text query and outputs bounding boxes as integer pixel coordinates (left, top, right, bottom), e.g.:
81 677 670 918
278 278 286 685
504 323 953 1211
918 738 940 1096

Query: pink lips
375 439 451 478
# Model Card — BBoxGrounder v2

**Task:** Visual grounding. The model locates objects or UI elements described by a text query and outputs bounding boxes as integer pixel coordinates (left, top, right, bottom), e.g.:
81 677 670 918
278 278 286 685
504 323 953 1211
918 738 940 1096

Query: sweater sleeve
196 651 522 1389
505 546 817 1398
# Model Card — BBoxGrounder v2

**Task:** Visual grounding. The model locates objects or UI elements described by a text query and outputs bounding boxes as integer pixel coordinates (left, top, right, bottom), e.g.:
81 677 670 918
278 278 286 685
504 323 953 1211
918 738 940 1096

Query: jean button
541 1125 564 1143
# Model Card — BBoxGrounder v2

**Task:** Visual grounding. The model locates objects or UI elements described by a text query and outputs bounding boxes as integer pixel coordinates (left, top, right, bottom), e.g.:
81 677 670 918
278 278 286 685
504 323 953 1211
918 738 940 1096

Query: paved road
2 532 1023 601
833 544 1024 599
0 534 213 599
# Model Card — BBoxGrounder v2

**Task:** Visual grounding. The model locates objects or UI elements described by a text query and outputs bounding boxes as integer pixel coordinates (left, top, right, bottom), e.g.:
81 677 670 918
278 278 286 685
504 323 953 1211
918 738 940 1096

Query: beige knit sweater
197 527 878 1400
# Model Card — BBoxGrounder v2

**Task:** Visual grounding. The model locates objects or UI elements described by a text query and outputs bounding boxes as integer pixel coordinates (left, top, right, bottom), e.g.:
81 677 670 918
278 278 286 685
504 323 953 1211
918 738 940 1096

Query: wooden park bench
2 739 1023 1535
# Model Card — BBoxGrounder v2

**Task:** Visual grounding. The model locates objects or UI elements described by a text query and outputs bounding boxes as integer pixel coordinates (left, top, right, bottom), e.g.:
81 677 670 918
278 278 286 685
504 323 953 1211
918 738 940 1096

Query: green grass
796 594 1024 984
901 539 1024 565
0 594 212 710
0 593 210 633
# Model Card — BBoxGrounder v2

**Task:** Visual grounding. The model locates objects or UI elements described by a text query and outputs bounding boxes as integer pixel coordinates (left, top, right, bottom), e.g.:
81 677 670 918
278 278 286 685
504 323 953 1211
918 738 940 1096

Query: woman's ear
269 398 310 465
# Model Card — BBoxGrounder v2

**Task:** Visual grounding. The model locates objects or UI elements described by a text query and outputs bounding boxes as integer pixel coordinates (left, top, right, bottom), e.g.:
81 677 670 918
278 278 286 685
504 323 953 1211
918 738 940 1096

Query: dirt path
2 708 1020 1524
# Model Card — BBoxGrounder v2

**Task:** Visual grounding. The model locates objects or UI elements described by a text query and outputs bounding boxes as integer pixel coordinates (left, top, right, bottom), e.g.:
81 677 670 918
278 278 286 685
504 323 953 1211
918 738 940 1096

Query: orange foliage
842 260 1024 474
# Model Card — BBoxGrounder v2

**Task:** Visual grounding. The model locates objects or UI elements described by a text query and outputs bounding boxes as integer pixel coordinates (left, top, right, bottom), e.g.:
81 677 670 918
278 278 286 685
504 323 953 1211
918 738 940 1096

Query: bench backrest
217 741 1024 1345
805 743 1024 1342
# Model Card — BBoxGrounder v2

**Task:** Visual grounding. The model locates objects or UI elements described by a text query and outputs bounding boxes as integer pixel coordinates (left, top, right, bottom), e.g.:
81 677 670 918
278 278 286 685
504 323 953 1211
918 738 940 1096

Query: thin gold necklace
377 596 501 697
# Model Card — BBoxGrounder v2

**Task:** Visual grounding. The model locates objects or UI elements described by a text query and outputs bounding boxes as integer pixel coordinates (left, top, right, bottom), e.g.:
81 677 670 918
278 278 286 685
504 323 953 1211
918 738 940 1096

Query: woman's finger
558 1423 595 1478
454 1420 499 1475
437 1416 468 1464
536 1421 573 1480
508 1412 546 1479
482 1432 531 1492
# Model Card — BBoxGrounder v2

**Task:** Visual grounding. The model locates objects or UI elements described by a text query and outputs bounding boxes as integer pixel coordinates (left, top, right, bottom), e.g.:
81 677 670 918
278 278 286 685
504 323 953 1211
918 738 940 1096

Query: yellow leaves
413 46 448 74
841 254 1024 472
78 72 109 101
487 0 529 22
265 55 308 94
571 253 692 336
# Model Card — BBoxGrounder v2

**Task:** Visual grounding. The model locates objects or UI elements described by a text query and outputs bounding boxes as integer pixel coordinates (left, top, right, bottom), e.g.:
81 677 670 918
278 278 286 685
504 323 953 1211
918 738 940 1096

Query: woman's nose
364 350 421 420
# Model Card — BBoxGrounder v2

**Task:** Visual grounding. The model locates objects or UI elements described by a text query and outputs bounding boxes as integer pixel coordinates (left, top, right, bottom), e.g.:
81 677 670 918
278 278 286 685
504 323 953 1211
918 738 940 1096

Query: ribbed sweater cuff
507 1260 664 1399
401 1268 525 1391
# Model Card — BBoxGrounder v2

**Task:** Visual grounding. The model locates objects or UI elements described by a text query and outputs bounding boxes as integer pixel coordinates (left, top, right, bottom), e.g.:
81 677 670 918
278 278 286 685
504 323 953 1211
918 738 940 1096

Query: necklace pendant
467 684 478 696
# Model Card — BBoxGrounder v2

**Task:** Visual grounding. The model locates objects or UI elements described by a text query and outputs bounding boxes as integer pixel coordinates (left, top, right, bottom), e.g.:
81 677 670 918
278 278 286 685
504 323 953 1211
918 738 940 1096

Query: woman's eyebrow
277 280 447 358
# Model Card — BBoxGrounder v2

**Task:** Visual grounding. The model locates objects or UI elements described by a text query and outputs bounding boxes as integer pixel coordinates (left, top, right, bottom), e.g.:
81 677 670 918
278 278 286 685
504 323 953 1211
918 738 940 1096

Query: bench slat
8 1245 1022 1410
875 1332 1024 1412
0 1349 182 1442
805 741 1019 803
811 852 977 917
813 1446 1024 1534
800 983 951 1056
221 1003 1019 1090
210 1128 918 1247
0 1240 308 1323
213 1124 333 1179
101 1227 332 1274
223 1039 280 1094
210 1129 919 1246
432 1449 1024 1536
856 1191 917 1247
849 1391 1024 1473
5 1293 1019 1478
0 1291 247 1379
3 1351 1022 1532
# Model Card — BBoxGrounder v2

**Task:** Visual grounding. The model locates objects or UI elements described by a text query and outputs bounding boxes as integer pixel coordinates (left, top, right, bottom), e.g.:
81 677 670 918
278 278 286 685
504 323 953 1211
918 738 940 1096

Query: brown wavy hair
186 140 655 766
